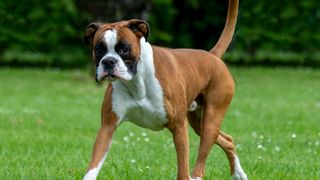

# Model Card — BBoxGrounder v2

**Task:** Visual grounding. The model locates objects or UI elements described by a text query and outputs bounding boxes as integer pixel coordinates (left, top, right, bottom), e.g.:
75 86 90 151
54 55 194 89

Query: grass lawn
0 67 319 179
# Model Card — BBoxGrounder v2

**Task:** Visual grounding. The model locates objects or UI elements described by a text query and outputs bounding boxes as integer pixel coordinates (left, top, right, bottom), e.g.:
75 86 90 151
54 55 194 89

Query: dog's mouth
97 72 117 82
96 63 134 82
97 70 132 82
102 74 117 82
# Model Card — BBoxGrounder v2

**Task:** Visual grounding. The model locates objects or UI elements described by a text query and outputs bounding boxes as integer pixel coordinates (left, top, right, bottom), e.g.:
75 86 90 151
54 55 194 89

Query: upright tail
210 0 239 58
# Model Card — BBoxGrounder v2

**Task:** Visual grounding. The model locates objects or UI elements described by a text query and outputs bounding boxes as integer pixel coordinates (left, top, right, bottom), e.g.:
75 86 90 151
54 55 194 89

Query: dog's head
84 19 149 82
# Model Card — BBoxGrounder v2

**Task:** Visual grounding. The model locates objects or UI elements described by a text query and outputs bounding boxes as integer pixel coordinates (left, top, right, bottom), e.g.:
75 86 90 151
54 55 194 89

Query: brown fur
84 0 241 179
152 47 235 178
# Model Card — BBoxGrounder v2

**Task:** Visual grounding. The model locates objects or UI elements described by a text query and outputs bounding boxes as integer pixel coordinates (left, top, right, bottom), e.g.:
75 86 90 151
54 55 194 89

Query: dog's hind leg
188 109 247 180
188 104 247 179
188 110 247 179
216 131 247 180
187 109 202 136
189 76 236 178
190 103 224 179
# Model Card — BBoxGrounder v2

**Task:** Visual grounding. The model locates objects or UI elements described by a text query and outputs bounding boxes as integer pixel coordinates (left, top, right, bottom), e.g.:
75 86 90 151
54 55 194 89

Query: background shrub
0 0 319 68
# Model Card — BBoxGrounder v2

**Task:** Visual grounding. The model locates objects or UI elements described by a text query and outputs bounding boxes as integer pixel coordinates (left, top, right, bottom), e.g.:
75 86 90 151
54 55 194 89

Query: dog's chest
111 80 167 131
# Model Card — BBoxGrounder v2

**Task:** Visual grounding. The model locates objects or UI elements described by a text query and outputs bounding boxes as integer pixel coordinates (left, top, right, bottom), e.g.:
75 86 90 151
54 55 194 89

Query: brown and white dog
82 0 247 179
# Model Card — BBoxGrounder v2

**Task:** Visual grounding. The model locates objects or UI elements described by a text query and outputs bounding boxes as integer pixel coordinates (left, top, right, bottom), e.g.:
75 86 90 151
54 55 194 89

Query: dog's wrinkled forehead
93 26 136 47
97 29 117 50
83 19 149 47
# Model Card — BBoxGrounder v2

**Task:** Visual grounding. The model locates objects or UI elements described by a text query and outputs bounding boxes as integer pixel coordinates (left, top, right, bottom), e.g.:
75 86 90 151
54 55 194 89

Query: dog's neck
112 38 155 100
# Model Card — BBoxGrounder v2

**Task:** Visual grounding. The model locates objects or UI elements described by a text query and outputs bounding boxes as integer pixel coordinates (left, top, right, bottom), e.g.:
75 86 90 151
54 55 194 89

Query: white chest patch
111 38 167 131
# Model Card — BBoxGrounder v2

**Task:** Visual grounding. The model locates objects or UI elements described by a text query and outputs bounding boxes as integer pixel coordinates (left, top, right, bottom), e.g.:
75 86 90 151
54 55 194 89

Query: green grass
0 67 319 179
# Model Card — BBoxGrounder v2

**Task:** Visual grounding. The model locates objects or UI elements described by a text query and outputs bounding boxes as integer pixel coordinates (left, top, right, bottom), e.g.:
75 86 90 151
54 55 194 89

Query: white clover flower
307 149 312 153
144 138 149 142
141 132 147 137
131 159 136 163
275 146 280 152
234 111 241 117
0 108 11 115
257 144 263 149
291 134 297 138
123 136 129 142
252 131 257 138
129 132 135 137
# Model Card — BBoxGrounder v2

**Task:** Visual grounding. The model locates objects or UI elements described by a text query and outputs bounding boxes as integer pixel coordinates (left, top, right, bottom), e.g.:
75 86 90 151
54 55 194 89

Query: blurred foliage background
0 0 319 68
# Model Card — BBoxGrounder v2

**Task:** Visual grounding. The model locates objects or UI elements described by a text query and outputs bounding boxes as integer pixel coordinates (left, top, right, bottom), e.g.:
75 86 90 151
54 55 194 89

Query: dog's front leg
83 123 116 180
84 86 118 180
171 119 190 180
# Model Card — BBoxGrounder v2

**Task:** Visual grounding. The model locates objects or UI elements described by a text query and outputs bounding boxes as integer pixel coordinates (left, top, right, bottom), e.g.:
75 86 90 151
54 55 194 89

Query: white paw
190 176 202 180
232 171 248 180
83 168 98 180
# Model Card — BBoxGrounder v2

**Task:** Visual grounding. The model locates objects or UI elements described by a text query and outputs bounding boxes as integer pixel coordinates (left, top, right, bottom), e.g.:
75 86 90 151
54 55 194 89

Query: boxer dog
82 0 247 179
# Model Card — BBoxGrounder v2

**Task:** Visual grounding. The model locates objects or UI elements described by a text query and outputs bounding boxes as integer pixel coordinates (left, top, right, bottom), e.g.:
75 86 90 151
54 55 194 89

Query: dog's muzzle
102 57 118 72
96 57 133 82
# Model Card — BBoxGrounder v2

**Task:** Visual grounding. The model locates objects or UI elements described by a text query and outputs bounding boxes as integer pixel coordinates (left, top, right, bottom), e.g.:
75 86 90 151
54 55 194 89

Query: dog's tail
209 0 239 58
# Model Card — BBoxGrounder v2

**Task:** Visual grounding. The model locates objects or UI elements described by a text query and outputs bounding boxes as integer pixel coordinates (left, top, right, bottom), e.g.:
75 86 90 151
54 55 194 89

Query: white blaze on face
96 29 133 81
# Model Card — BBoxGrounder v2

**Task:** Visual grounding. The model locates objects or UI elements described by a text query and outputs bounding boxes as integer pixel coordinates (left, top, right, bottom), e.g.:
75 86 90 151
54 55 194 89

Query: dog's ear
83 22 101 45
127 19 150 42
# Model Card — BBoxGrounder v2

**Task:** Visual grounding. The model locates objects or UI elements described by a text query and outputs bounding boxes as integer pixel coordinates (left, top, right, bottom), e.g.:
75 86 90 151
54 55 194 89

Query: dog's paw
190 176 202 180
83 168 98 180
232 171 248 180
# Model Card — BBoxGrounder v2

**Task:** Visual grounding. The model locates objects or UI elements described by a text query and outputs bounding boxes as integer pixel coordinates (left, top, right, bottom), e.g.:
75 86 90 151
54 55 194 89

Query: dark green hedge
230 0 320 67
148 0 320 67
0 0 319 68
0 0 89 68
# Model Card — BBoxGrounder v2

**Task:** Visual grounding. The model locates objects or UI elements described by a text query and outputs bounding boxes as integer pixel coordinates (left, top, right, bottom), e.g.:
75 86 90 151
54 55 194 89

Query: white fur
232 155 248 180
190 176 202 180
96 30 132 81
83 146 110 180
112 37 167 130
96 62 107 81
84 32 167 180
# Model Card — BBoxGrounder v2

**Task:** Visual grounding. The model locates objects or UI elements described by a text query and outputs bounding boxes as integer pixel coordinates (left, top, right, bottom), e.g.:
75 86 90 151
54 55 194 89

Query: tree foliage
232 0 320 66
0 0 85 67
0 0 319 68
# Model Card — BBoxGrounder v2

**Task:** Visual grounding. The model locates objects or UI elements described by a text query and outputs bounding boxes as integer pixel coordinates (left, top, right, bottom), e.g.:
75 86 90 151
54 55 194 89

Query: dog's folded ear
127 19 150 42
83 23 101 45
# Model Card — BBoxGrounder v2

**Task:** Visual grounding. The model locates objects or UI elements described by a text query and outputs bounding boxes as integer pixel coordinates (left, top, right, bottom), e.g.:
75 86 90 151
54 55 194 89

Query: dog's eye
96 48 104 56
119 47 129 55
95 43 107 57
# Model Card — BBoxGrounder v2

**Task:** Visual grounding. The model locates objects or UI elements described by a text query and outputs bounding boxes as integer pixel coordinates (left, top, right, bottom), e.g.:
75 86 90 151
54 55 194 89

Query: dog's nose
102 58 117 68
